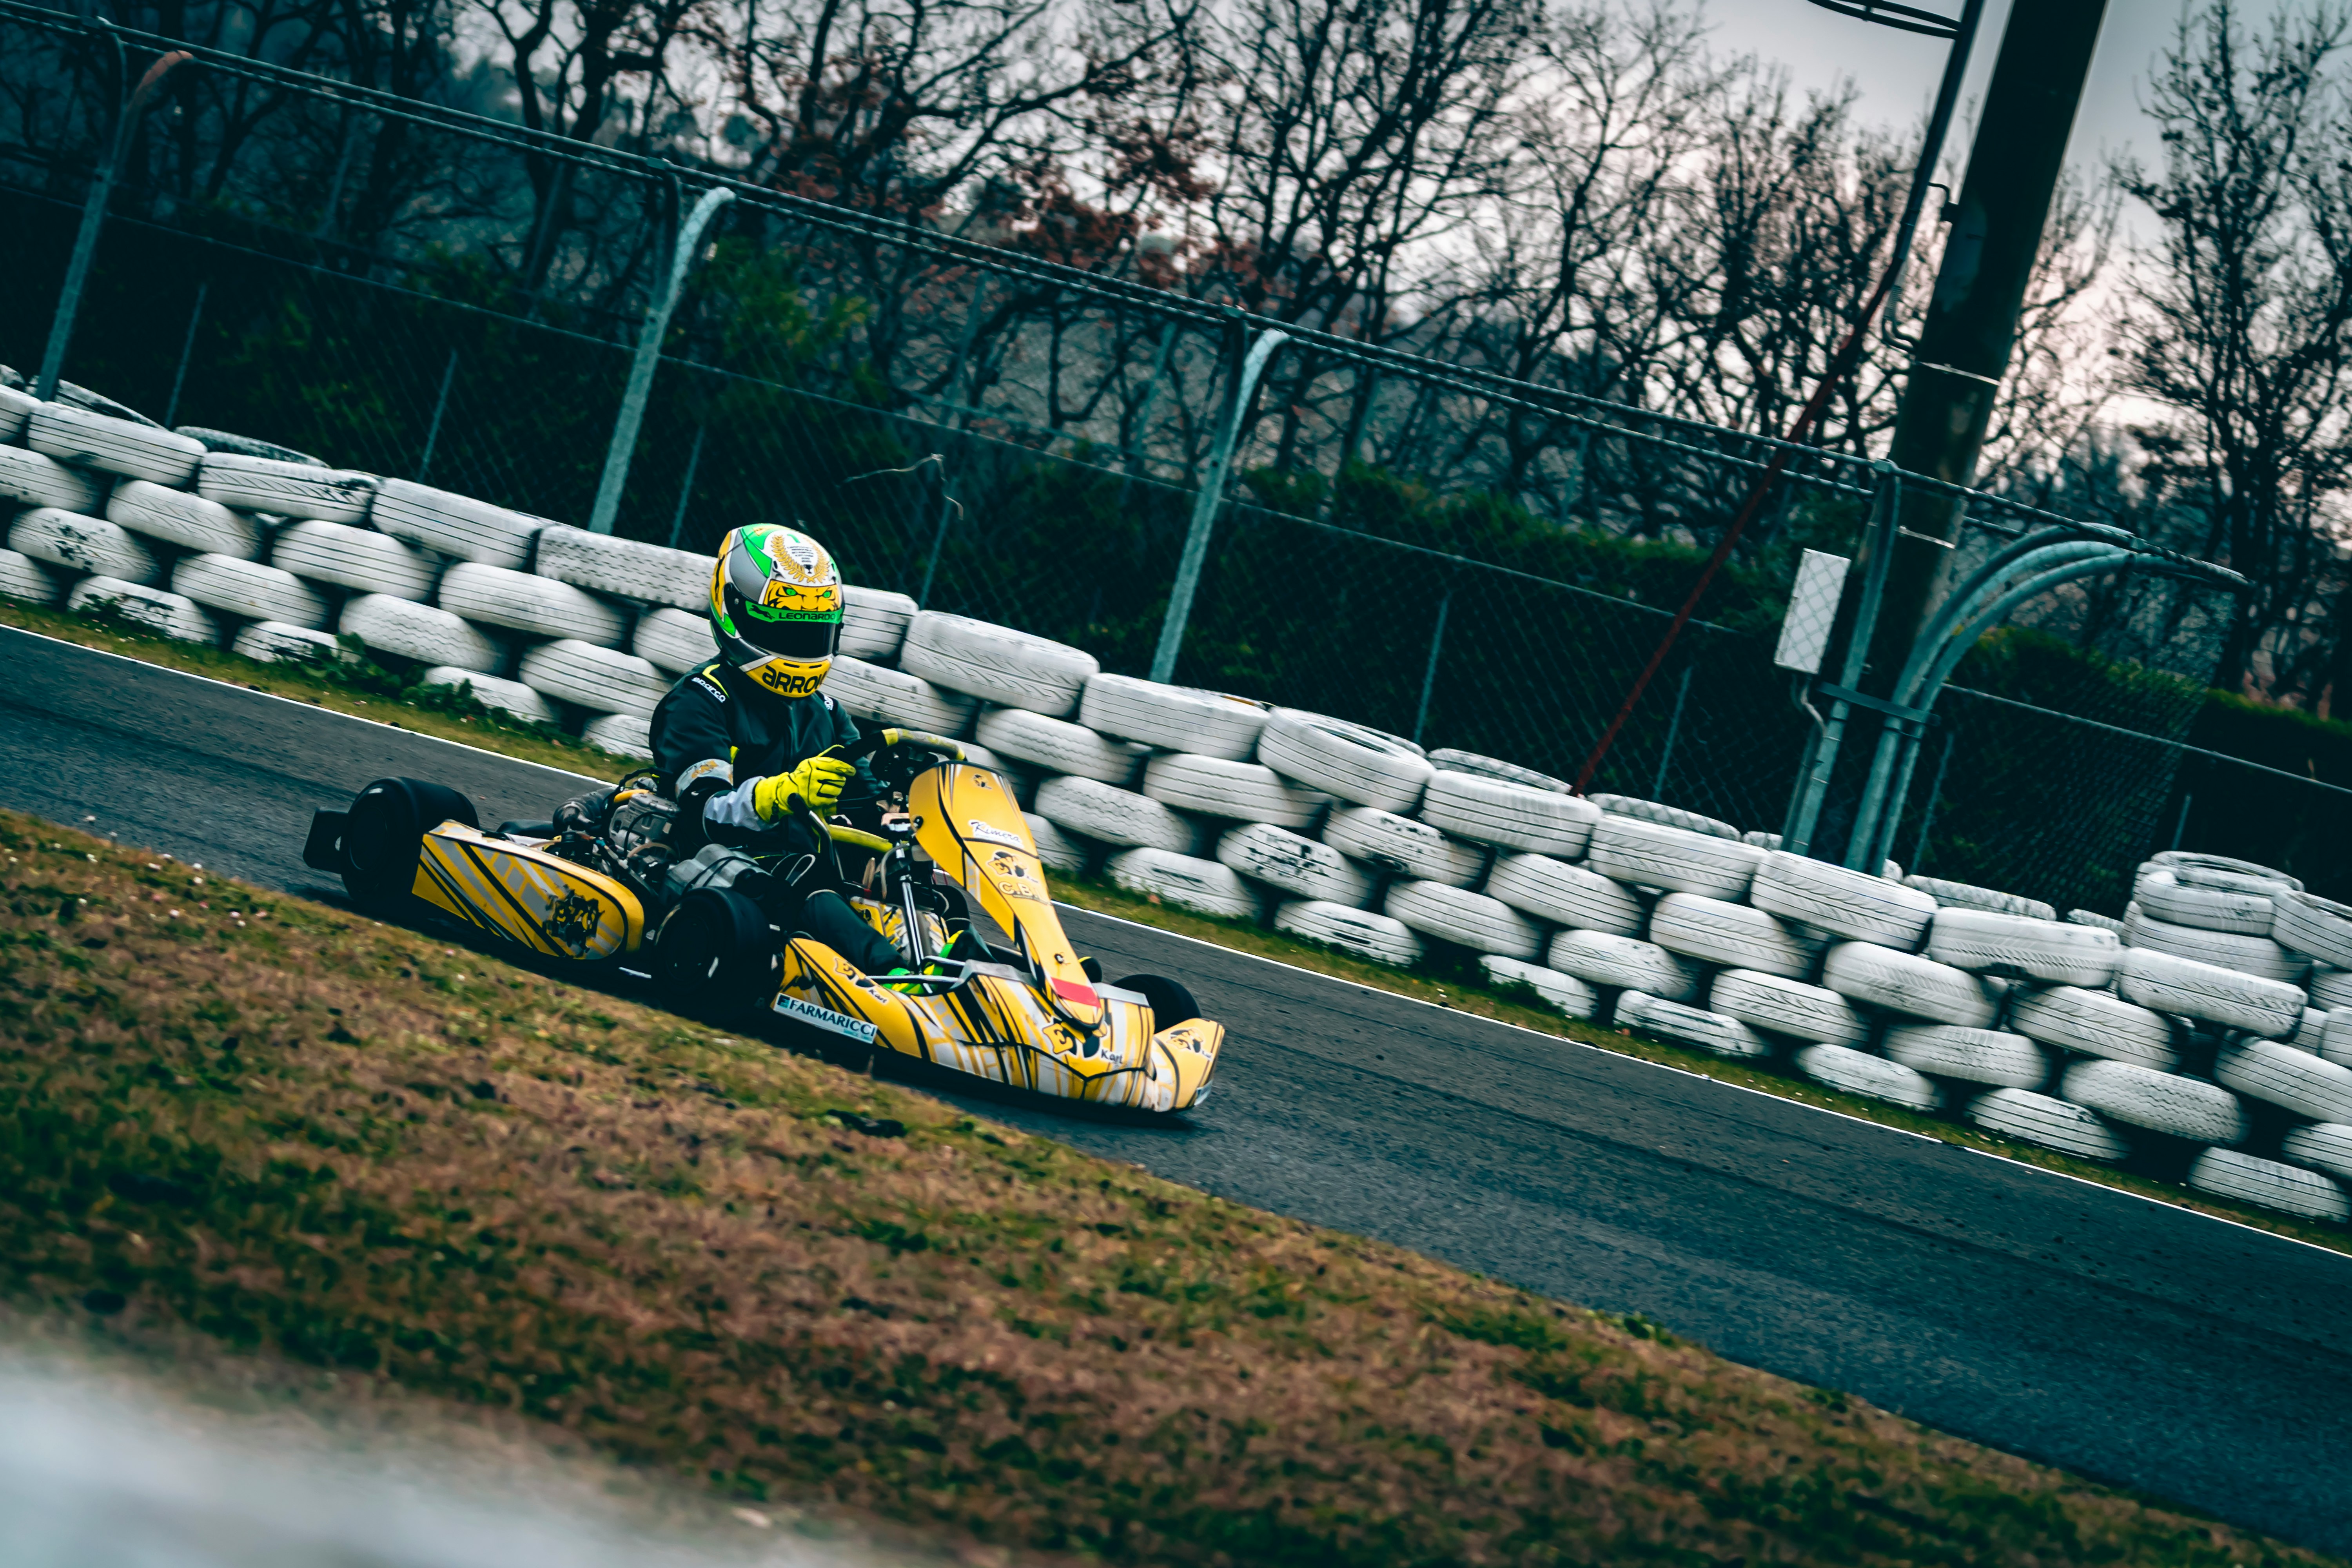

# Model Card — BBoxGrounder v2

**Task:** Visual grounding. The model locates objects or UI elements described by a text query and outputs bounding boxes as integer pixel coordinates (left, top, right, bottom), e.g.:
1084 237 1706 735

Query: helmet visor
738 603 841 661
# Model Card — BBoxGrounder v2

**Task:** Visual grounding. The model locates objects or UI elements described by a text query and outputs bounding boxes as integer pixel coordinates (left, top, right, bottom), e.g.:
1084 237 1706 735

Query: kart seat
497 819 557 839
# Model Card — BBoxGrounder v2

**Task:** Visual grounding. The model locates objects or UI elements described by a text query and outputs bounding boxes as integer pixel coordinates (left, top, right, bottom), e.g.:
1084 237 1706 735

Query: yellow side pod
412 821 645 959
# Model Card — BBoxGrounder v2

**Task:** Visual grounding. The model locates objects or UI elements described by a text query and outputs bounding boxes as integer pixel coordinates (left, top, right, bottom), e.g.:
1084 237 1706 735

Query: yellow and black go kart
300 730 1221 1114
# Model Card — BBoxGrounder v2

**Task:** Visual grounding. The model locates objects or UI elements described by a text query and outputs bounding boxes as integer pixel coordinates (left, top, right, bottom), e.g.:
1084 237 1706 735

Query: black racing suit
649 661 903 974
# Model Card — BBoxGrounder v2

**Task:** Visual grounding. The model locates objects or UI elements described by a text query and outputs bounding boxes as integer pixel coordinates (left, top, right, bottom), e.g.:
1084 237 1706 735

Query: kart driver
648 523 910 978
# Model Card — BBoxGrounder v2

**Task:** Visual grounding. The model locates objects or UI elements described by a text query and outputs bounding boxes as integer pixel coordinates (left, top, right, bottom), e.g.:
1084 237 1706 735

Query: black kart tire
654 889 780 1024
342 777 477 906
1117 972 1200 1032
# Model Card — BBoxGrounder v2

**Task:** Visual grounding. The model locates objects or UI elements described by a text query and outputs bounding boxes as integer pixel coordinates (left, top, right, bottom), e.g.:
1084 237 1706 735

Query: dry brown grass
0 811 2334 1566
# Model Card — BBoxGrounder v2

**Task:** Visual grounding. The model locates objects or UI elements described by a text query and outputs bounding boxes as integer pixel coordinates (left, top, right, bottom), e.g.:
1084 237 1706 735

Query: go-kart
300 729 1221 1113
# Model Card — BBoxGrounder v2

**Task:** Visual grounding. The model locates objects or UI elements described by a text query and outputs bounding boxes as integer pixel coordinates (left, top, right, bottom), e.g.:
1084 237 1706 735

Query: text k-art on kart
300 728 1221 1113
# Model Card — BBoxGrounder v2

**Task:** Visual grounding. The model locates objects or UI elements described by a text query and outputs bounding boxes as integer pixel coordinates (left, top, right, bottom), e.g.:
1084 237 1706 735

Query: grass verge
7 598 2349 1256
0 810 2335 1566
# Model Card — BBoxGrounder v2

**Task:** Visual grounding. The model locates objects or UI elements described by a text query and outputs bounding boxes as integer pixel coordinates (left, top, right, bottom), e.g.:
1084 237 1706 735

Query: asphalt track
5 624 2350 1552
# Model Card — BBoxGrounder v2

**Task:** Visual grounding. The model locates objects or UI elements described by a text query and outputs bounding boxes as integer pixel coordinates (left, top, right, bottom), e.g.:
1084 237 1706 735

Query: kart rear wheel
343 777 478 907
653 889 780 1024
1117 973 1200 1032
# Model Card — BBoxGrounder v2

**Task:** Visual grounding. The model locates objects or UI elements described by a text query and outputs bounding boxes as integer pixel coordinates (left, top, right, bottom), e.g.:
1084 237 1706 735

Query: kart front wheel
1116 973 1200 1032
343 777 477 907
653 889 779 1024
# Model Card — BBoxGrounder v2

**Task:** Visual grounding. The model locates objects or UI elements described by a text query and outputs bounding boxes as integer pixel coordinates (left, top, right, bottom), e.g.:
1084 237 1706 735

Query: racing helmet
708 523 845 698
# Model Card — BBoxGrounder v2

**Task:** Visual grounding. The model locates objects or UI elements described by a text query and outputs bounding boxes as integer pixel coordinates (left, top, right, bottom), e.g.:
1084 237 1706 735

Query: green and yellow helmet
708 524 844 698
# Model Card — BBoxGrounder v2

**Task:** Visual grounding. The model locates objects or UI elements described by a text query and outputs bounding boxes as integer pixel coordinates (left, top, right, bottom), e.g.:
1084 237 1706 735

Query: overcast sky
1698 0 2298 178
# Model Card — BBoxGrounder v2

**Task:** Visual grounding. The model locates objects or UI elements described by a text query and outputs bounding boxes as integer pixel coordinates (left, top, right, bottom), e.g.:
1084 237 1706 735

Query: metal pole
1412 584 1454 745
1908 728 1958 872
917 461 956 609
36 39 194 401
2171 786 2193 851
666 422 707 548
1652 666 1694 799
1783 465 1903 855
1148 325 1289 684
416 347 459 482
161 278 207 427
589 186 734 535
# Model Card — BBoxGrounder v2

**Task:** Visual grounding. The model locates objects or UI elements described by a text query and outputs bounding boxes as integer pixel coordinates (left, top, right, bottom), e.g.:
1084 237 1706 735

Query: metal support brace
1148 325 1289 684
588 185 733 535
162 279 207 427
1653 666 1694 798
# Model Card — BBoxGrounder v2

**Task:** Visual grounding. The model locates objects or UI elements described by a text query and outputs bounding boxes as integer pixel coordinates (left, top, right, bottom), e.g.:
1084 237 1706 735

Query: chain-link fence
2 0 2339 909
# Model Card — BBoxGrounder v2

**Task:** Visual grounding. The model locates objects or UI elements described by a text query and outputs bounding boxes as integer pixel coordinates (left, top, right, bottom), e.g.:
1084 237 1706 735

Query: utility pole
1860 0 2111 681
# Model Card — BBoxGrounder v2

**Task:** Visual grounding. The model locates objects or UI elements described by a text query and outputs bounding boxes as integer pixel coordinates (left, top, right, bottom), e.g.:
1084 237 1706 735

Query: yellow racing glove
752 753 857 821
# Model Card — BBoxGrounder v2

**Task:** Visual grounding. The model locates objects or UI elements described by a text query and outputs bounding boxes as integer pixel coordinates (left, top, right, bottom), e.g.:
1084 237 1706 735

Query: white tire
822 655 980 737
518 640 668 719
1384 881 1544 960
1256 709 1433 812
0 445 105 512
1023 813 1097 874
1481 955 1601 1018
1796 1044 1943 1111
65 576 218 643
171 554 330 629
1822 940 1998 1026
1486 854 1645 935
1417 770 1599 857
1648 892 1822 979
2214 1040 2352 1123
583 712 653 760
976 706 1149 787
842 585 917 661
2285 1006 2330 1052
1967 1088 2131 1161
197 454 374 524
1617 991 1771 1058
368 477 542 565
1216 824 1374 907
2133 866 2275 935
1080 674 1272 759
2066 909 2125 935
108 479 263 559
1276 900 1423 966
633 605 718 673
270 519 437 599
174 426 318 464
2147 851 2299 890
1586 816 1764 900
439 561 624 647
1901 874 2056 922
27 401 205 486
339 594 503 673
2188 1148 2350 1223
0 384 33 439
2008 985 2179 1071
1144 752 1328 828
1107 848 1263 920
1545 929 1700 1002
0 549 64 604
2061 1060 2247 1145
899 612 1098 717
2324 1012 2352 1069
418 667 557 724
1587 793 1738 839
1749 851 1938 950
1429 748 1570 792
2281 1123 2352 1184
2274 891 2352 969
532 525 704 608
1033 775 1202 855
1882 1024 2050 1089
11 508 158 584
2115 946 2304 1036
2312 966 2352 1010
1322 806 1485 886
1710 969 1868 1047
231 621 344 664
1926 907 2119 987
1743 831 1781 850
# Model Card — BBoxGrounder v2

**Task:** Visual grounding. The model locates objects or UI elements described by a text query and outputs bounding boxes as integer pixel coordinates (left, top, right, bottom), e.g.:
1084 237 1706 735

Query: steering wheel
841 726 965 793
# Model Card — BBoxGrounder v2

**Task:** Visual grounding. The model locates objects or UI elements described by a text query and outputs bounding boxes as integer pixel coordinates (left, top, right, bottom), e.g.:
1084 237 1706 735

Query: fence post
2171 784 2194 851
666 423 707 548
589 186 734 534
1908 728 1957 872
161 279 207 427
1412 583 1455 745
1651 666 1694 799
416 348 459 482
1783 464 1904 855
916 461 957 608
1149 323 1289 684
36 37 194 401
